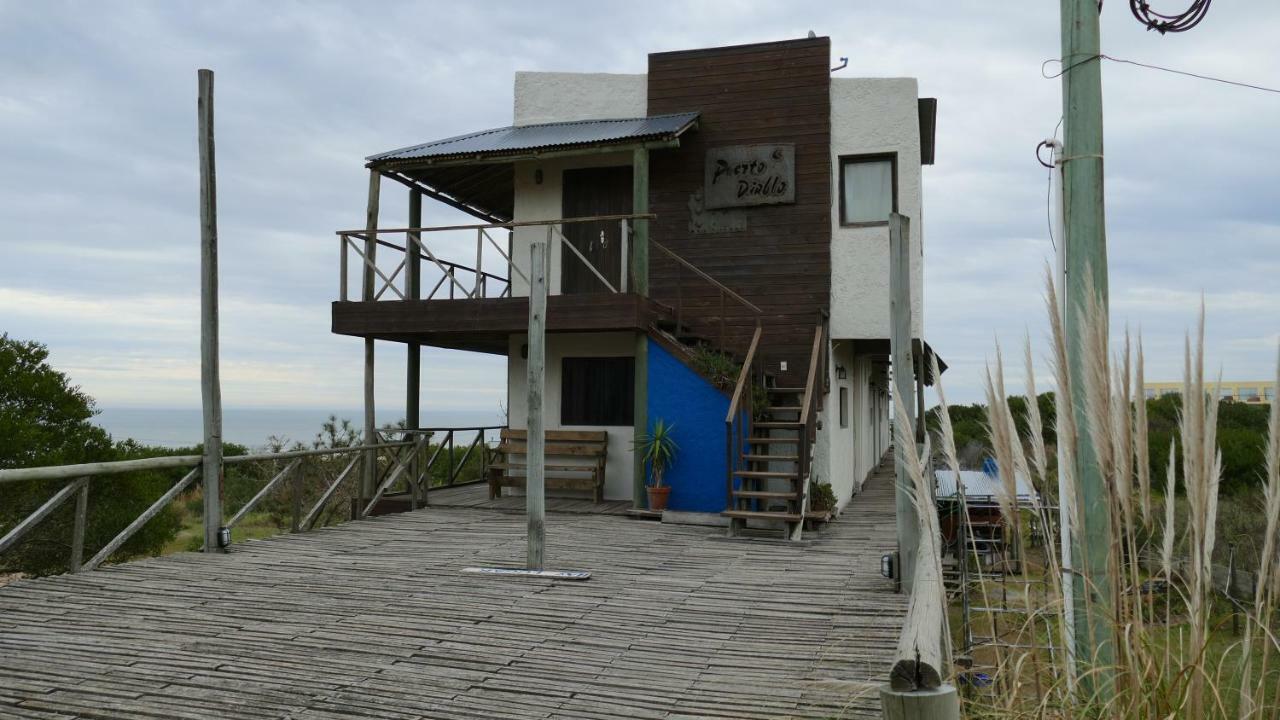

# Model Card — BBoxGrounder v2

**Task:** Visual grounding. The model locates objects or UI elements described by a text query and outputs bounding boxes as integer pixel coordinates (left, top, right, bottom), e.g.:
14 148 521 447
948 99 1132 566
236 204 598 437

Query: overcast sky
1 1 1277 416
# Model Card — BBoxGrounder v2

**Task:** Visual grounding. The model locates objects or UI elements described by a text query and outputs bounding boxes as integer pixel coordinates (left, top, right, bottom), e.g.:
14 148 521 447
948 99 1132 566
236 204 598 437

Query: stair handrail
798 319 827 491
724 323 763 509
651 240 762 351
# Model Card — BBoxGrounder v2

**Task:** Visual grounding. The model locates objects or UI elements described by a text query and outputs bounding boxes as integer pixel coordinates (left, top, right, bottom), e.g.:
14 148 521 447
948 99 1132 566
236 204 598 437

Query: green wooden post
632 148 650 509
362 170 381 508
407 189 422 503
890 213 917 593
1060 0 1115 693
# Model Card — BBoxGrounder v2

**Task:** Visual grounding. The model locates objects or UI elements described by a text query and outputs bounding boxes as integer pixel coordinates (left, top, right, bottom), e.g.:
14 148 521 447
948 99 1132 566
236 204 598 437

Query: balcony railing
336 213 655 303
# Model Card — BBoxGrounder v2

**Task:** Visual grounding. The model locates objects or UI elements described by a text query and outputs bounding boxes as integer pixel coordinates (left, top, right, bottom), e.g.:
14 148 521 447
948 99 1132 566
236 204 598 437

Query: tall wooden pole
1060 0 1114 692
407 190 422 432
362 170 381 508
526 240 547 570
631 148 650 509
889 213 917 593
197 69 224 553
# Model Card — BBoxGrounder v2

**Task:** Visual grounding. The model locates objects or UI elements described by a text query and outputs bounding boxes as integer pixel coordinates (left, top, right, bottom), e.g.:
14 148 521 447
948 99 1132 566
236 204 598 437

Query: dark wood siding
647 37 832 383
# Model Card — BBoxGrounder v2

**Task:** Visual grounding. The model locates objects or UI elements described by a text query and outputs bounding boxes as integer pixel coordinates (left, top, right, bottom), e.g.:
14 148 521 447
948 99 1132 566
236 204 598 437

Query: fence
0 426 503 575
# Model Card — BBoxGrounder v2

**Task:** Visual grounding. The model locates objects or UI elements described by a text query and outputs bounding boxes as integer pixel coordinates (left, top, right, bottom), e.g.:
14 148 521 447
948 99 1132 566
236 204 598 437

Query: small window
839 154 897 226
1144 388 1157 399
1265 387 1275 401
839 386 849 428
1219 388 1235 401
561 357 634 426
1238 387 1259 401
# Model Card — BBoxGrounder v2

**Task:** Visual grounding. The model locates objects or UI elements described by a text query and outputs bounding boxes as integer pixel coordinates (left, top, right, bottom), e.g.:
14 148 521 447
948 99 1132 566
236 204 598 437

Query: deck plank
0 460 902 719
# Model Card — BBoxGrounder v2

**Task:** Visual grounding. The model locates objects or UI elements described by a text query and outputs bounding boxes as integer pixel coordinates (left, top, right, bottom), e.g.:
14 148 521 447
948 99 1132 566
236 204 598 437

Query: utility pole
1060 0 1114 694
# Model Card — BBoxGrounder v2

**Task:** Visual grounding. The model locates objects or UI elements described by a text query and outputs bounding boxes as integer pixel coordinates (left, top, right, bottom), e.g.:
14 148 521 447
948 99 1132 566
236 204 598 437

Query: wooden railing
336 213 656 303
797 315 828 509
0 425 504 575
652 240 763 350
724 323 764 509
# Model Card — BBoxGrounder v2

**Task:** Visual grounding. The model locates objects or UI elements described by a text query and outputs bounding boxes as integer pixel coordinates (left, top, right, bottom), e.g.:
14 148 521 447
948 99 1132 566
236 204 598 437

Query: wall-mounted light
835 365 847 380
534 168 544 185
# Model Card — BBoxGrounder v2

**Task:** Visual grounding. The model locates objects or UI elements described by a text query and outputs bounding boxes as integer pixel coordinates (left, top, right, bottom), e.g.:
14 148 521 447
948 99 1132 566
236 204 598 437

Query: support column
362 170 381 508
407 190 422 431
915 343 926 444
631 148 650 509
197 69 224 553
527 241 547 570
1060 0 1114 692
889 213 918 593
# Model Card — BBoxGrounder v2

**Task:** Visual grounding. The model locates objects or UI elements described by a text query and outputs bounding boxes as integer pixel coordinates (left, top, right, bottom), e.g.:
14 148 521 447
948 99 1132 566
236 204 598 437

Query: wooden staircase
722 318 828 541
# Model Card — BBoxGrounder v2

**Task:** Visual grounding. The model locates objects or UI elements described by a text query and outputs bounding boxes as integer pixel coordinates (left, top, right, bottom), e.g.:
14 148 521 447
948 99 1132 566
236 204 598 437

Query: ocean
95 407 507 450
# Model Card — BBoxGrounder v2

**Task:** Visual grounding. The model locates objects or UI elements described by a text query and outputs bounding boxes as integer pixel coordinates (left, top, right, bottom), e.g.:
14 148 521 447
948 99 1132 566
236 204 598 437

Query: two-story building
332 36 941 539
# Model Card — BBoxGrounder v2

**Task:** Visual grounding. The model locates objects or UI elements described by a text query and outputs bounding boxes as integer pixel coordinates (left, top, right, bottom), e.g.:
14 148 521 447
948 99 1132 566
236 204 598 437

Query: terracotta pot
646 485 671 512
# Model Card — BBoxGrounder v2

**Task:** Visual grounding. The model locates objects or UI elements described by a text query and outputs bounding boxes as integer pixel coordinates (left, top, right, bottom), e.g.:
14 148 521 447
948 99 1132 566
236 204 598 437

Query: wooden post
290 464 303 533
69 478 88 572
914 345 926 444
1060 0 1115 691
890 213 918 593
362 170 381 509
527 240 547 570
407 189 422 505
631 148 650 509
197 69 224 553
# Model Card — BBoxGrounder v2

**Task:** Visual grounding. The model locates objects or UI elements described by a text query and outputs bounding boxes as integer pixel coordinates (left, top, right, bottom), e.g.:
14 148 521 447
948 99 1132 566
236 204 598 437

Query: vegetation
636 418 679 488
808 480 836 513
916 275 1280 719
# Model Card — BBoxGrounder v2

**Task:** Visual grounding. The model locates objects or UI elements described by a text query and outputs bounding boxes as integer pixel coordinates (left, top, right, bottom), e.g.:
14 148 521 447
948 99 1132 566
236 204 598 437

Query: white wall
506 331 636 501
514 72 646 126
818 344 890 511
829 77 925 341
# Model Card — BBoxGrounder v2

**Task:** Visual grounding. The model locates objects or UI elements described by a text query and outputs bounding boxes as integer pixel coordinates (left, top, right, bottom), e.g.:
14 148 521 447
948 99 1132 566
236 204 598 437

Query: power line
1042 53 1280 95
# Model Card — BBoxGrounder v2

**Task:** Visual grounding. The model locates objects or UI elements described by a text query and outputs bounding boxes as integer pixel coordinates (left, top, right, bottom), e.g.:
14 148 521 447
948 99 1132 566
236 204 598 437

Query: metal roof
367 112 701 165
934 469 1039 503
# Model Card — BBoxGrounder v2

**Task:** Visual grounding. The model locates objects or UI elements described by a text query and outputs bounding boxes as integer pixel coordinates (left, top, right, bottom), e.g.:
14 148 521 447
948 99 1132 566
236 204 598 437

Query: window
1266 387 1276 401
1220 388 1235 401
561 357 634 426
1238 387 1259 401
1144 388 1157 399
840 386 849 428
839 154 897 226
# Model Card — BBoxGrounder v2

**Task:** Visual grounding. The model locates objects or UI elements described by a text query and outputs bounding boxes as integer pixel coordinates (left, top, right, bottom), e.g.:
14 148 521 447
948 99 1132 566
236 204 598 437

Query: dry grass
932 267 1280 718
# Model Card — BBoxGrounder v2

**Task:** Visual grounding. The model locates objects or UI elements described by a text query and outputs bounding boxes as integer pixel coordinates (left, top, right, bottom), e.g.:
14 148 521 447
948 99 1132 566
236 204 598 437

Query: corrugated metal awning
934 470 1039 504
367 112 700 166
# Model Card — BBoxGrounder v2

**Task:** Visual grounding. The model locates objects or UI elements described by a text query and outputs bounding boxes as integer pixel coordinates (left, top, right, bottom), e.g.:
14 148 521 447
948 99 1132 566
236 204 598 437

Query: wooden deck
421 482 632 516
0 460 903 719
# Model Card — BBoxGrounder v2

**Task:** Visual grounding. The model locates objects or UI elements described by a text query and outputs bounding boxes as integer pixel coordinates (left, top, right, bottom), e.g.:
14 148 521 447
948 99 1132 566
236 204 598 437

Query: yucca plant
925 265 1280 719
637 418 679 488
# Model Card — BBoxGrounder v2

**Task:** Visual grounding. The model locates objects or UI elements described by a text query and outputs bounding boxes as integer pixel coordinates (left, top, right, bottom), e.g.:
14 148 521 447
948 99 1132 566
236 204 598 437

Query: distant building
1144 380 1274 405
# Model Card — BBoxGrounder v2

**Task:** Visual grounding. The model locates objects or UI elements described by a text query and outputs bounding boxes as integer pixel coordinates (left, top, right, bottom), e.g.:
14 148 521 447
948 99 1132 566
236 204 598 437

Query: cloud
1 1 1277 416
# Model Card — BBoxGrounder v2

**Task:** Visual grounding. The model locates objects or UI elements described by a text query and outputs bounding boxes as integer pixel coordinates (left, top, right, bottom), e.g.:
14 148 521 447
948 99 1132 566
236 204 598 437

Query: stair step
732 490 803 500
742 454 799 463
765 406 802 413
746 437 798 444
753 421 802 429
722 510 803 522
767 387 804 393
734 470 800 480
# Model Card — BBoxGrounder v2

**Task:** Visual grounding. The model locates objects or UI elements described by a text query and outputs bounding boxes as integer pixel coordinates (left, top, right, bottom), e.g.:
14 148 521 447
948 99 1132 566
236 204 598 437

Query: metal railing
336 213 656 303
0 425 505 575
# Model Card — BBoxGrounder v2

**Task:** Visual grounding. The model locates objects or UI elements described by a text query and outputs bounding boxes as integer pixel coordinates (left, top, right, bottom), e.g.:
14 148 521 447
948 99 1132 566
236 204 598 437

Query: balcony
331 213 680 354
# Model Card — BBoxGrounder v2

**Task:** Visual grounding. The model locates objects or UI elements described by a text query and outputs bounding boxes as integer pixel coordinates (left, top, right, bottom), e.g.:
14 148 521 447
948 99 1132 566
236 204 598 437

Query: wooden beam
362 170 381 506
407 189 422 433
84 468 201 572
889 213 918 593
632 148 650 510
197 68 224 554
526 240 547 570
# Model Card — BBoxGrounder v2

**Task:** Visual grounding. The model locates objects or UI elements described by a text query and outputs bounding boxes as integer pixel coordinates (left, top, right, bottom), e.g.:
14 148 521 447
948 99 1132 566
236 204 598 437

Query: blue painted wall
646 338 731 512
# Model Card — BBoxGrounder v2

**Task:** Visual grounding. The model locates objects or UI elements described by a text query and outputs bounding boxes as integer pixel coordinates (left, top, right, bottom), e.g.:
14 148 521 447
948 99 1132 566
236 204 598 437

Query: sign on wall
703 144 795 209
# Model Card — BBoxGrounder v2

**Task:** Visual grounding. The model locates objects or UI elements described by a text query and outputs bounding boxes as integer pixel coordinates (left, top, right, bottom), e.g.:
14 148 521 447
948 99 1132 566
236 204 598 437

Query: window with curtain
840 154 896 225
561 357 634 426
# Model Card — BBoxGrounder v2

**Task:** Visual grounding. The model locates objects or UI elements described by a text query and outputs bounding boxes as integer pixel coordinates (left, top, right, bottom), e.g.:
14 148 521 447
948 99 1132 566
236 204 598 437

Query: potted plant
637 419 679 511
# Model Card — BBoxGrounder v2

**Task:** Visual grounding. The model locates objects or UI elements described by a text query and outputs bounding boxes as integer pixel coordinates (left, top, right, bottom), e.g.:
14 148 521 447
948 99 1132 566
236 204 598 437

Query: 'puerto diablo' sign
704 144 795 209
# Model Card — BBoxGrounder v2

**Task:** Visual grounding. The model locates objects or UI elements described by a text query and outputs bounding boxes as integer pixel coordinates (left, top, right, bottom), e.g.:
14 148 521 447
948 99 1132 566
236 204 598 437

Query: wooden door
560 166 632 295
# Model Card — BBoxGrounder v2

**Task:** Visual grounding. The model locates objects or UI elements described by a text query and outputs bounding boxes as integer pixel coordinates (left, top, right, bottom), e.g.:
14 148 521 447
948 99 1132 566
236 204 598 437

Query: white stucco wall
818 344 890 511
506 331 637 501
829 77 925 341
514 72 647 126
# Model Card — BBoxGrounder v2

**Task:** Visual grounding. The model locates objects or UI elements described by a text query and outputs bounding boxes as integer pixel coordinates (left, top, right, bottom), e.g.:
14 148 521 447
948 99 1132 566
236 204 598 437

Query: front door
560 166 632 295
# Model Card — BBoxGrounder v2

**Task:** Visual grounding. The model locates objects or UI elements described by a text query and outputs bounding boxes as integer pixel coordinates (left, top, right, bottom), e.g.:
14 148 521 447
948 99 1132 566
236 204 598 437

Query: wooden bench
487 428 608 503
